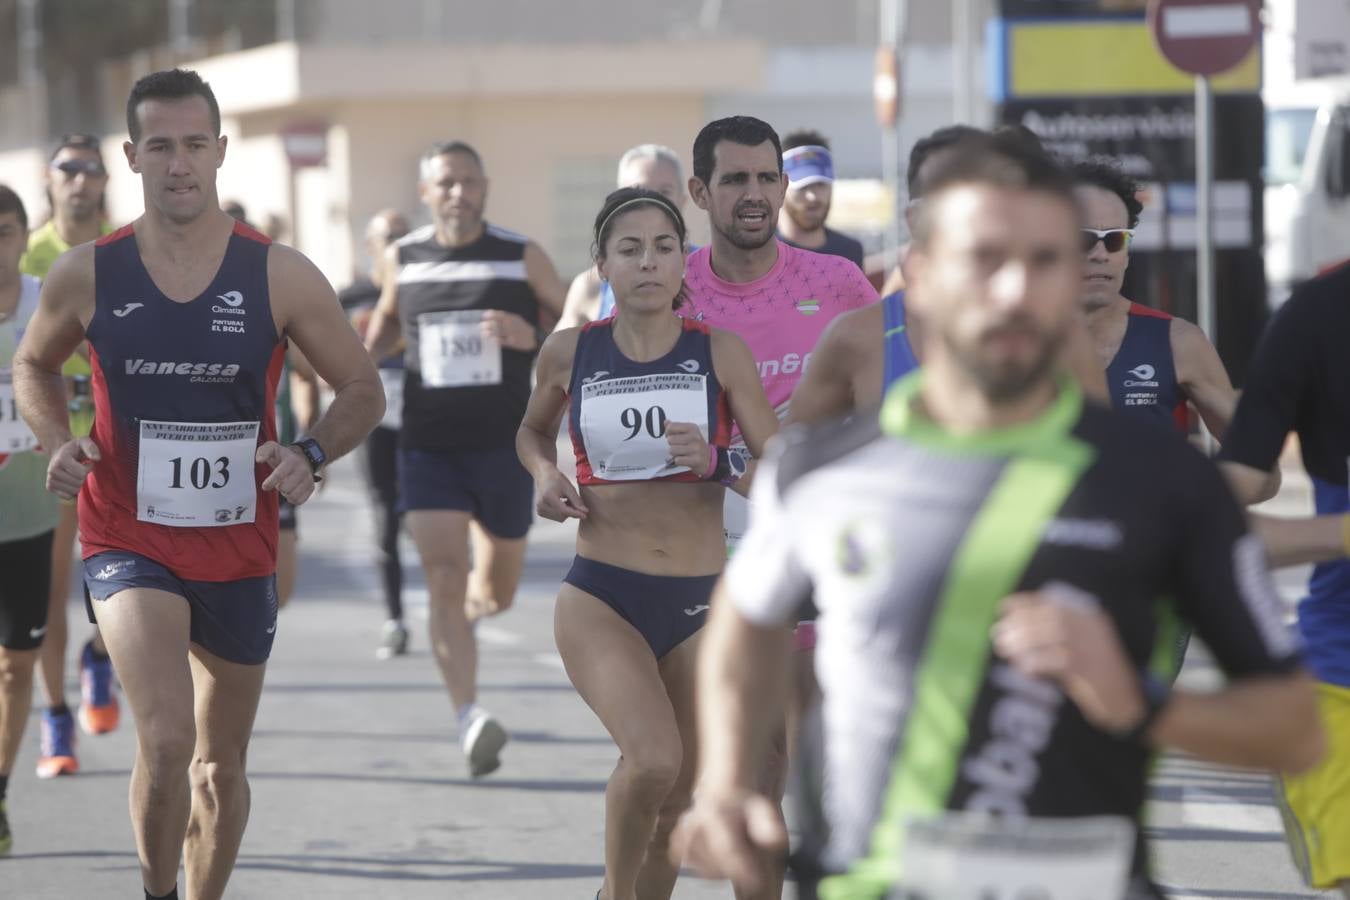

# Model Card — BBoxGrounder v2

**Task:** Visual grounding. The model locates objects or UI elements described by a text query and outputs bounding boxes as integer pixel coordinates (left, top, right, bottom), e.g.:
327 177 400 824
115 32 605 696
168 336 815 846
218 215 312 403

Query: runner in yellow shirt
19 134 117 778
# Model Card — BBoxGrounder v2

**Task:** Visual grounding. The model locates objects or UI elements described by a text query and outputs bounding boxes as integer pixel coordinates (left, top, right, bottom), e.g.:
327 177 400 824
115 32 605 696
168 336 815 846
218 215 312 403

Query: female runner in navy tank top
517 188 778 900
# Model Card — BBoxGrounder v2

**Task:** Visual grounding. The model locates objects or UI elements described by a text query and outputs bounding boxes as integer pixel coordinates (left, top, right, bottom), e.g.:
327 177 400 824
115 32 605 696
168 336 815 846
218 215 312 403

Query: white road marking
1179 786 1283 834
532 652 567 671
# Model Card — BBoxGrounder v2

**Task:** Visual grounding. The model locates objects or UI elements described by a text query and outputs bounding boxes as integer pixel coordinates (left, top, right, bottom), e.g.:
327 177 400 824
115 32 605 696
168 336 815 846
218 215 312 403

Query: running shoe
461 711 508 778
78 639 119 735
35 708 78 778
0 800 11 856
376 619 410 660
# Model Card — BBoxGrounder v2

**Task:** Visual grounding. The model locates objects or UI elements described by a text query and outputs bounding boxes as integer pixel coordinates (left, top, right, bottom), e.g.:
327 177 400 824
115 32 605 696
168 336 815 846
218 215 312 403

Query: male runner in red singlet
14 68 383 900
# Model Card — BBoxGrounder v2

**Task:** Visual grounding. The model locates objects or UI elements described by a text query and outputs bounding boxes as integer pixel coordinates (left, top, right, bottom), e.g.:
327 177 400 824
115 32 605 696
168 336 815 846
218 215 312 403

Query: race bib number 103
136 420 261 527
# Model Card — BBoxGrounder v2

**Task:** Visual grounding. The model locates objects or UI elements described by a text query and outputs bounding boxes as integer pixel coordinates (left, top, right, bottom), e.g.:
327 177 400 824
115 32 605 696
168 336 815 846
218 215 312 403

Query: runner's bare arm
1171 316 1237 440
516 329 587 521
525 241 568 331
995 590 1322 773
1249 512 1349 568
14 244 96 453
1149 673 1323 773
880 263 906 297
670 588 791 888
270 244 383 464
1221 460 1282 506
1061 315 1110 404
557 266 602 331
785 310 863 427
711 329 779 496
364 243 403 361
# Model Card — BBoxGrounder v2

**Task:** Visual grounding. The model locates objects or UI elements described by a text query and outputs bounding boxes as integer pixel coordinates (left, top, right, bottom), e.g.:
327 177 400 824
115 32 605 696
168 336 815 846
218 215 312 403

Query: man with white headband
776 130 865 270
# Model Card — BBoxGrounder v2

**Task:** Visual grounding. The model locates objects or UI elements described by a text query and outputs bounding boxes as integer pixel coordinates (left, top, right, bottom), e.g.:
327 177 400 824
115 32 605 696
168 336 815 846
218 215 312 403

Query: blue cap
783 145 834 190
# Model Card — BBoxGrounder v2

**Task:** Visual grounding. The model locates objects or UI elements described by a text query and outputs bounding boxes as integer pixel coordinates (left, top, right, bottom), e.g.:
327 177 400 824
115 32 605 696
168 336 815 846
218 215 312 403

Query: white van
1265 76 1350 306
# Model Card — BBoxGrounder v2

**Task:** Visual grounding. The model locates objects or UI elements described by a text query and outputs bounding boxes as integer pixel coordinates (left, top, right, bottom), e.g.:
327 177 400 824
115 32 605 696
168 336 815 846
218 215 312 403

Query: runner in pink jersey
683 240 875 425
677 114 877 900
683 117 876 558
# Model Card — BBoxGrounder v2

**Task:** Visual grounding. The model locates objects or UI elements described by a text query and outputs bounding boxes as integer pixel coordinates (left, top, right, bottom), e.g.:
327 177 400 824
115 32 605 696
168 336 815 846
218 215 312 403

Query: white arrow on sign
1163 3 1253 39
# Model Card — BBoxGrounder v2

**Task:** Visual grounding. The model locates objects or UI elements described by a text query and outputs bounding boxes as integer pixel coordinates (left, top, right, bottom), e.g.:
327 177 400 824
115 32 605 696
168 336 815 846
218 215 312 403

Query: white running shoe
461 711 508 778
376 620 410 660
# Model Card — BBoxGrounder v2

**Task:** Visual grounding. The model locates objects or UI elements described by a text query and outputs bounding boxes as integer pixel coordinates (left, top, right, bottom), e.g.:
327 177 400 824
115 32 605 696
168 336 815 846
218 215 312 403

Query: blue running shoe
36 708 78 778
79 640 119 735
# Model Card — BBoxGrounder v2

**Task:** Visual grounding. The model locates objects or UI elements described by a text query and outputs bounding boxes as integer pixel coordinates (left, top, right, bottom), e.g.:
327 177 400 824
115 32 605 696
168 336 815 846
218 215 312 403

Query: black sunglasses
1081 228 1133 253
52 159 106 178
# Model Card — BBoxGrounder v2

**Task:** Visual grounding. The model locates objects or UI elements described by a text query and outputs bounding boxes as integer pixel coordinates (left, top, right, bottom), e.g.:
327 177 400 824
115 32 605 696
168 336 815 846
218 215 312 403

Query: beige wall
1 39 746 289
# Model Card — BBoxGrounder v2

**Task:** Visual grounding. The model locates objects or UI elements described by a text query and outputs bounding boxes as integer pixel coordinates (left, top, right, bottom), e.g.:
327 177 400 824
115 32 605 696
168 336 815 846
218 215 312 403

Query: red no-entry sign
1147 0 1260 77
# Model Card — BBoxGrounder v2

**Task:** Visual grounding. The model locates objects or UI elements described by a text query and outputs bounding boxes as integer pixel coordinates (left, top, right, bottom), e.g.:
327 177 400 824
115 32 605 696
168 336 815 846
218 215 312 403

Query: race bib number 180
895 813 1134 900
418 311 502 388
136 420 260 528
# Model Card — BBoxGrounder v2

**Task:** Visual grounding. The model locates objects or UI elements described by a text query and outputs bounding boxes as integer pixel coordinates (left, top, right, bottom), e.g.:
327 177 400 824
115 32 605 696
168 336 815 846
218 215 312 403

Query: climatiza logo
212 291 246 318
125 358 242 384
1124 364 1159 388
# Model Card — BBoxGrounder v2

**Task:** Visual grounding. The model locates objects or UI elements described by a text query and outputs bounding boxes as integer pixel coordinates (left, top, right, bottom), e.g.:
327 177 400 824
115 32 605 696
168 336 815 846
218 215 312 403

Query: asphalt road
0 452 1336 899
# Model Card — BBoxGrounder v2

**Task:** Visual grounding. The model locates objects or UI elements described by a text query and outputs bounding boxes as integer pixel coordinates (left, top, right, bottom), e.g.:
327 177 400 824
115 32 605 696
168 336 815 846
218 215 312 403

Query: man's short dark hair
126 68 221 143
1072 159 1143 229
0 184 28 230
906 125 984 197
692 116 783 185
420 141 485 179
782 129 830 152
910 140 1077 248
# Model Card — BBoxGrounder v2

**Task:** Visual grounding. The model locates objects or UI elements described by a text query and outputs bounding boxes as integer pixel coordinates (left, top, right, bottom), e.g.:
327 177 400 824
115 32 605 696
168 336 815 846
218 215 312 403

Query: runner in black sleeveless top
518 188 778 900
364 141 566 778
340 209 411 659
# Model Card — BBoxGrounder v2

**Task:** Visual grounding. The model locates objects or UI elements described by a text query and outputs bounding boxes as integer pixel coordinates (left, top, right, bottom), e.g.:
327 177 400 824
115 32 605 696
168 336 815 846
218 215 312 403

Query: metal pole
953 0 972 122
1195 76 1216 347
169 0 191 53
1194 74 1216 452
277 0 297 43
17 0 47 149
879 0 907 278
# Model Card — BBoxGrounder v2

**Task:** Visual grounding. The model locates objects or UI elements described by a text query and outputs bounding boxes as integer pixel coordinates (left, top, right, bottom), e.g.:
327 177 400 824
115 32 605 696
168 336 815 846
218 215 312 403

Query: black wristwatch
1119 672 1171 744
291 437 327 482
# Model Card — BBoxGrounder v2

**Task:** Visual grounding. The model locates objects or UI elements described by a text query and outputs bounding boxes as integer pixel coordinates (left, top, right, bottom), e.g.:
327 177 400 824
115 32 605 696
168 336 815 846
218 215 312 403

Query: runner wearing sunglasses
20 133 118 778
1073 160 1237 438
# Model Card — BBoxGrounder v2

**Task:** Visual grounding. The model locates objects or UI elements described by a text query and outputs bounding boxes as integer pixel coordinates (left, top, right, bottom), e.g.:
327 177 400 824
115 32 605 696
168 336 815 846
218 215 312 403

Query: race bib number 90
418 311 502 388
894 813 1134 900
580 373 708 481
137 420 261 528
0 378 38 454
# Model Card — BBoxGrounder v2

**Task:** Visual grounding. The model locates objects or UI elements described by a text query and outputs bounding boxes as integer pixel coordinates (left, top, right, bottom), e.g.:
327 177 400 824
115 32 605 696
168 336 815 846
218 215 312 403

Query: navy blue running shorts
563 556 717 659
0 529 55 650
83 551 278 665
398 445 533 539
